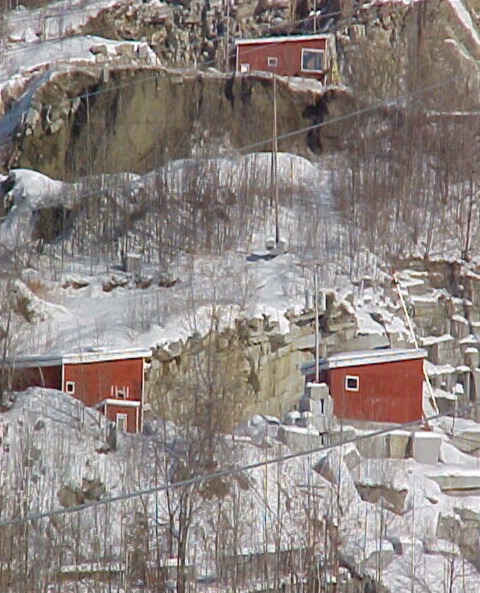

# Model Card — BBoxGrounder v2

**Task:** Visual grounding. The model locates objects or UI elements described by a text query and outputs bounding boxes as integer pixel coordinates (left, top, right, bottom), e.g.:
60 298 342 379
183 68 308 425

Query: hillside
3 0 480 591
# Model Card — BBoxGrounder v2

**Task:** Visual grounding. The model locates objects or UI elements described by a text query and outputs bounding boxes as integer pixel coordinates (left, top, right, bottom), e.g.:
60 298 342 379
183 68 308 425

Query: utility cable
0 0 452 126
0 399 477 529
0 66 462 183
0 61 463 265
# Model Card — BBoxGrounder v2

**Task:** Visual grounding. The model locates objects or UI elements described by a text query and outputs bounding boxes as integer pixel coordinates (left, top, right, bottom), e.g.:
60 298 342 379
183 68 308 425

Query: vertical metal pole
224 0 230 72
87 90 91 177
314 266 319 383
273 76 280 246
313 0 317 33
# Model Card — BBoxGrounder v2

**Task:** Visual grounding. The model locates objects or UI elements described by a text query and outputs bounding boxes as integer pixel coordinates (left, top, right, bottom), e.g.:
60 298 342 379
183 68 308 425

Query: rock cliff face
146 292 362 430
6 0 480 177
148 314 320 431
8 66 354 179
340 0 480 105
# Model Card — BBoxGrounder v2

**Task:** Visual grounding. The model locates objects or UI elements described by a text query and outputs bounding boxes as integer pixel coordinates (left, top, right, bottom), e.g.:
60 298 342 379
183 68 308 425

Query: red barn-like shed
302 349 427 424
235 34 336 83
7 348 151 433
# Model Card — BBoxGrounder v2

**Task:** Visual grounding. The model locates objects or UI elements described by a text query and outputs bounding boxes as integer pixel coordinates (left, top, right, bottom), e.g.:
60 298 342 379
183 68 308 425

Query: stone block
137 43 151 59
308 382 330 401
48 118 64 134
429 470 480 491
413 432 442 464
421 334 456 365
356 433 389 458
451 314 469 341
297 411 313 428
277 425 323 452
406 279 431 297
313 445 360 512
451 428 480 453
116 43 135 57
339 332 390 351
387 429 411 459
434 391 456 416
284 410 301 425
24 107 40 128
465 347 479 369
90 44 108 56
412 296 448 334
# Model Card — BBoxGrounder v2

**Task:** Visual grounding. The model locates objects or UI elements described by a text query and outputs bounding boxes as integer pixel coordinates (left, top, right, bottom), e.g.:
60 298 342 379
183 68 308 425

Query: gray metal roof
302 348 427 373
5 347 152 368
235 34 332 47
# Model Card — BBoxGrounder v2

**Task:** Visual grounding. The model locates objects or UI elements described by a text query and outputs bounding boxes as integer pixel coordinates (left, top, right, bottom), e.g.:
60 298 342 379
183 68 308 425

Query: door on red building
116 413 128 432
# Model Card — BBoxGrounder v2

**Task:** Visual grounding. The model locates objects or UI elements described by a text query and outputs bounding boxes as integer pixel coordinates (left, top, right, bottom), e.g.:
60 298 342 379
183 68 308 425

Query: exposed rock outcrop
6 67 354 179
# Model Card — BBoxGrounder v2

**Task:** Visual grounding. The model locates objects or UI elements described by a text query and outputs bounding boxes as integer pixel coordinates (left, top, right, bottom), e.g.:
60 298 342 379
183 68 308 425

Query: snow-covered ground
0 35 136 84
0 154 361 356
5 0 123 46
3 0 480 589
4 388 480 592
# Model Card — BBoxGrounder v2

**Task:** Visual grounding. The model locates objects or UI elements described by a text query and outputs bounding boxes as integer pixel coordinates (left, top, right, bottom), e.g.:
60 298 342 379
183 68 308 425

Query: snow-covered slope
0 155 356 357
3 391 480 592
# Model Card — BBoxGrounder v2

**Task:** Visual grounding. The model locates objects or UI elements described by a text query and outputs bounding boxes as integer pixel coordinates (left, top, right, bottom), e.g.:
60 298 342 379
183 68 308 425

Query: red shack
235 34 336 83
302 349 427 424
6 348 151 433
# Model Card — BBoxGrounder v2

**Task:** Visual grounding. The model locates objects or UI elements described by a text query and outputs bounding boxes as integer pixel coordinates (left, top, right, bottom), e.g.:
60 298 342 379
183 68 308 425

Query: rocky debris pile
389 261 480 418
102 274 129 293
58 477 106 507
89 40 159 67
312 440 480 591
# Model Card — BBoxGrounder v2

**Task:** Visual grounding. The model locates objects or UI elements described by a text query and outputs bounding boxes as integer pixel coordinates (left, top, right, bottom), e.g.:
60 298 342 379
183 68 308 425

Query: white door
116 413 128 432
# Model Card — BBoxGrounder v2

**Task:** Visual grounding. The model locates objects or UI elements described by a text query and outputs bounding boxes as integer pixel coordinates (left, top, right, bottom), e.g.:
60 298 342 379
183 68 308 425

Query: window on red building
114 386 129 399
301 49 324 73
345 375 359 391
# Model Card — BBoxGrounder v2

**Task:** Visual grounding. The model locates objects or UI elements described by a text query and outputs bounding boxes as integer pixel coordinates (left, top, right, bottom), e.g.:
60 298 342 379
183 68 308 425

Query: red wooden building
302 349 427 424
6 348 151 433
235 34 337 83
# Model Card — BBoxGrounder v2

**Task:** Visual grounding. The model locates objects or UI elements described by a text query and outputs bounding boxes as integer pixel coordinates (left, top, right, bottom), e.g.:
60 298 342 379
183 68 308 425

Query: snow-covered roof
302 348 426 373
235 34 332 47
7 347 152 368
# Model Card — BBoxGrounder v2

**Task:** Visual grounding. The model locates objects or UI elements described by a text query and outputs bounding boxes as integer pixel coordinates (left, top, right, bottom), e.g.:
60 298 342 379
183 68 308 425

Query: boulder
314 444 361 513
277 424 323 452
102 274 129 292
90 44 109 56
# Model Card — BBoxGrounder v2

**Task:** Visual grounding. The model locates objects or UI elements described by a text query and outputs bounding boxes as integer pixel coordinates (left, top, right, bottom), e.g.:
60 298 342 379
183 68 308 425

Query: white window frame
114 386 129 399
65 381 75 395
345 375 359 392
267 56 278 67
301 48 325 73
240 63 250 73
116 413 128 432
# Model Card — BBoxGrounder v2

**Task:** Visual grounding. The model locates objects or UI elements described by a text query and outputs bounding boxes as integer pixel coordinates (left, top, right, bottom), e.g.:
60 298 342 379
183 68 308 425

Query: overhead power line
0 63 461 163
1 0 451 128
0 399 476 529
0 65 463 258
